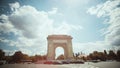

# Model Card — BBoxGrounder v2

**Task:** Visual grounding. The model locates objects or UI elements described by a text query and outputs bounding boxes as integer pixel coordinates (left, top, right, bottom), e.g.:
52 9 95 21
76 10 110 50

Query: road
0 61 120 68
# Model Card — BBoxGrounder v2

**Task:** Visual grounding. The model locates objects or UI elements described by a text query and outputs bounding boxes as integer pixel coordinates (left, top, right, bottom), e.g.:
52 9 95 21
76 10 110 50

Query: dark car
62 60 70 64
70 60 84 64
0 60 6 65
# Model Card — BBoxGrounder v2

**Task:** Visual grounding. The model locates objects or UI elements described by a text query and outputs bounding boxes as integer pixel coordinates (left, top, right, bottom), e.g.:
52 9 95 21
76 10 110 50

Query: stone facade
47 35 74 60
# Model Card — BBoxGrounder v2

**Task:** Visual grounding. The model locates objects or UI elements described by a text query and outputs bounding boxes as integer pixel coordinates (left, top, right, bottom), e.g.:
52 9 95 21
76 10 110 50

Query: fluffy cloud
9 5 53 39
0 15 16 33
9 2 20 11
48 8 58 15
87 0 120 47
0 2 82 55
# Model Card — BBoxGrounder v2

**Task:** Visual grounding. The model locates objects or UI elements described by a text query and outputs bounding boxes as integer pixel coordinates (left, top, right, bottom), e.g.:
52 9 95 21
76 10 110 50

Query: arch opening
55 47 64 60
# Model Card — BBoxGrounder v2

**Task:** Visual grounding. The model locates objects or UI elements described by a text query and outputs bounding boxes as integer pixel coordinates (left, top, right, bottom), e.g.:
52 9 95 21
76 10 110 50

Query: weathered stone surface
47 35 73 60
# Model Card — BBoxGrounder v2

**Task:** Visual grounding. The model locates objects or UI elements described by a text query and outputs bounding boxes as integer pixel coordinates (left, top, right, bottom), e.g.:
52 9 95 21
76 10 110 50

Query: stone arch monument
47 35 73 60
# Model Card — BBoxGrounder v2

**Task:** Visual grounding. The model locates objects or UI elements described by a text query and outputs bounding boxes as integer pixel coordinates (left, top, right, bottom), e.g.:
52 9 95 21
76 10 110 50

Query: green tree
116 50 120 61
97 52 106 61
56 54 64 60
108 50 116 60
30 56 36 62
104 50 107 55
92 51 99 60
42 55 47 60
22 54 30 60
88 51 106 61
12 51 24 63
0 49 5 60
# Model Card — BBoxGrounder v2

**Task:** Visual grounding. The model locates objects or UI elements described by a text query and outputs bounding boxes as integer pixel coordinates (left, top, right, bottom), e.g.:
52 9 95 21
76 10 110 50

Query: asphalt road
0 62 120 68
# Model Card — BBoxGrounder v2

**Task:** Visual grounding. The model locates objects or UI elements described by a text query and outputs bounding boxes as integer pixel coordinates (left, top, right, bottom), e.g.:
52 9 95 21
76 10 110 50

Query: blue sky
0 0 120 57
20 0 106 42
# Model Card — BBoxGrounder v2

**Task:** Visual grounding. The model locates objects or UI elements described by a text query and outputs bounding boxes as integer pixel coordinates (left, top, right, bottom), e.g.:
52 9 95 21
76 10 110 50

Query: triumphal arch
47 35 74 60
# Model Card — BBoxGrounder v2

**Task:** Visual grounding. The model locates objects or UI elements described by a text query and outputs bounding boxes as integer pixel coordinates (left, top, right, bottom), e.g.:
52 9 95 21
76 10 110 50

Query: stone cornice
47 35 72 40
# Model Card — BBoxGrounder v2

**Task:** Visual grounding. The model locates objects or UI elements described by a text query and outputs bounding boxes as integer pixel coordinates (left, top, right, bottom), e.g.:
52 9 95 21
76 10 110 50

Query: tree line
0 50 46 63
0 49 120 63
73 50 120 61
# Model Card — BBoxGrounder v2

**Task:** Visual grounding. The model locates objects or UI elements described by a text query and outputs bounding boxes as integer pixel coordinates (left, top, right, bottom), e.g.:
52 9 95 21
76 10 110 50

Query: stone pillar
67 39 74 60
47 40 54 60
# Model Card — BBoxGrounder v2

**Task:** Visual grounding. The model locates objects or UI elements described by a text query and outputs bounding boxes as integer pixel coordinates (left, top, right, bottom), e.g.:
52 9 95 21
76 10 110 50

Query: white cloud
0 2 82 55
87 0 120 17
0 22 13 33
9 5 53 39
3 49 16 56
53 21 83 34
48 8 58 15
87 0 120 47
73 41 109 54
19 48 32 55
9 2 20 11
0 15 16 33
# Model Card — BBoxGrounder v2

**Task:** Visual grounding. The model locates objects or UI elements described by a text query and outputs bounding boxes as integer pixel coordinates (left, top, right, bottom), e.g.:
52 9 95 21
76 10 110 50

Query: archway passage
47 35 73 60
55 47 64 60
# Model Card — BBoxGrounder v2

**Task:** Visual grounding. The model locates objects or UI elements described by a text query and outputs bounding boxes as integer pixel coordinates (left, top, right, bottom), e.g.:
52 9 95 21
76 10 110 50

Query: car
0 60 6 65
44 61 53 64
70 60 84 64
91 60 100 63
62 60 70 64
52 60 62 65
